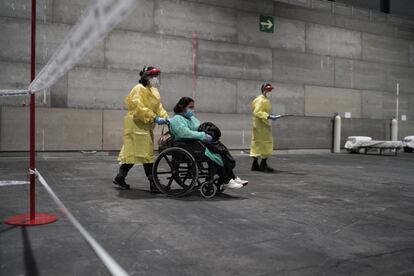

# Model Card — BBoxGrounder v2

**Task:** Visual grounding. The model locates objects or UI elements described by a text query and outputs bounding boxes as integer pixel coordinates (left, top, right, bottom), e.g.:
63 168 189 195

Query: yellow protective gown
250 94 273 158
118 84 168 164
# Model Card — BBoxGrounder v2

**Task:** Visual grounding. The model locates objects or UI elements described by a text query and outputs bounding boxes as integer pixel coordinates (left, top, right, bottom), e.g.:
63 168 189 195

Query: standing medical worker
250 83 278 173
113 66 169 191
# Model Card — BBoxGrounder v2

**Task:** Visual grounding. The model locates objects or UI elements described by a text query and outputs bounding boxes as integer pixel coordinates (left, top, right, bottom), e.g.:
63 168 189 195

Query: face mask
149 77 159 88
185 109 194 117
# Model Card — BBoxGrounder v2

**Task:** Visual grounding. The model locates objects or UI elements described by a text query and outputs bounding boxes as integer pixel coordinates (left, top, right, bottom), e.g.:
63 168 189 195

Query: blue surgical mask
185 109 194 117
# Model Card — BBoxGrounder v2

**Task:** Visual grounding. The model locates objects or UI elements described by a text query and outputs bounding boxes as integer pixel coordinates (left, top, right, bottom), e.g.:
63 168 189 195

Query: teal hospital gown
168 115 224 167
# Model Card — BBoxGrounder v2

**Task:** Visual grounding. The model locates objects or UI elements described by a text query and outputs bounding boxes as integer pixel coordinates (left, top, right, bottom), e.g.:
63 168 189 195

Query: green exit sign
259 15 274 33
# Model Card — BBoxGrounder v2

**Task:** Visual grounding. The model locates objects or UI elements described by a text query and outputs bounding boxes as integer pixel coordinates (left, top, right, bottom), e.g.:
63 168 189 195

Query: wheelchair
152 138 225 199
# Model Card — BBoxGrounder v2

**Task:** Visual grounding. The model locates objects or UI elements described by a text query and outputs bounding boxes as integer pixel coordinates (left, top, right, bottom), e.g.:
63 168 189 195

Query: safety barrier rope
35 169 129 276
0 181 29 187
0 90 30 97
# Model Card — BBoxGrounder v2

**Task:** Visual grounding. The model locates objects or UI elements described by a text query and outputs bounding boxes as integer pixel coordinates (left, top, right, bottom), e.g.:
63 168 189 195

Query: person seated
168 97 248 189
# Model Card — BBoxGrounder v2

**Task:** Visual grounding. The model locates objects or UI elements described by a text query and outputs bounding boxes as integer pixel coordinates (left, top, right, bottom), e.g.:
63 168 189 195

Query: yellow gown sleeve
156 103 169 119
128 87 157 124
252 98 269 120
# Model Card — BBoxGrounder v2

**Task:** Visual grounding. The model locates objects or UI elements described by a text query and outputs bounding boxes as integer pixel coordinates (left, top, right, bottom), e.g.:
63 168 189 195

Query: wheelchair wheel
212 175 224 194
153 147 198 197
200 182 217 199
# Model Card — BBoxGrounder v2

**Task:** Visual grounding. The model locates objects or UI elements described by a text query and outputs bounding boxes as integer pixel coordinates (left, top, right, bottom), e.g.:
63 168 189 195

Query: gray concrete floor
1 152 414 276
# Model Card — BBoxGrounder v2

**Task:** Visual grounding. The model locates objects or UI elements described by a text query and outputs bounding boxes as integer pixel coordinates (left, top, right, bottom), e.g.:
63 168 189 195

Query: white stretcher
344 136 403 156
403 135 414 152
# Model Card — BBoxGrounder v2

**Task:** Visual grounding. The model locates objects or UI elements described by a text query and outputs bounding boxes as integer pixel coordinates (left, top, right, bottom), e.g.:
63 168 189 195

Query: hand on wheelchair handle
203 133 213 143
155 116 168 125
268 114 281 121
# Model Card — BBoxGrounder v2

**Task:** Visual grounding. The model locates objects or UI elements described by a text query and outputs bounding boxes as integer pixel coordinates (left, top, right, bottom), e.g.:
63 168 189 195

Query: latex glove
155 117 168 125
203 133 213 143
268 114 281 121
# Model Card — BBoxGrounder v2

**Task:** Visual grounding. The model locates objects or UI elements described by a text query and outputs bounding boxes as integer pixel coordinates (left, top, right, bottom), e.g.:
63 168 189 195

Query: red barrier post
5 0 58 226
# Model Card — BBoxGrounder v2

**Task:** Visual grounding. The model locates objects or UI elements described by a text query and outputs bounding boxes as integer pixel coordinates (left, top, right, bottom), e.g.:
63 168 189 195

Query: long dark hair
174 97 194 114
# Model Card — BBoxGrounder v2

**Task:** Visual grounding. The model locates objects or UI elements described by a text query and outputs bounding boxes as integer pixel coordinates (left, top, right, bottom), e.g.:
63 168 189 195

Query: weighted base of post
5 213 58 226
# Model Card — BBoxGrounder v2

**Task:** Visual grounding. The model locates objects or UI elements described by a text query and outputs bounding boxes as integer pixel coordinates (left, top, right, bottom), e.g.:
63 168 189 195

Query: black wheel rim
153 147 198 196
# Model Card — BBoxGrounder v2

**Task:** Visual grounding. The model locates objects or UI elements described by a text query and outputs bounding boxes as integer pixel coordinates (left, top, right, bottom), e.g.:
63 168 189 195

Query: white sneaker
234 177 248 186
224 179 243 189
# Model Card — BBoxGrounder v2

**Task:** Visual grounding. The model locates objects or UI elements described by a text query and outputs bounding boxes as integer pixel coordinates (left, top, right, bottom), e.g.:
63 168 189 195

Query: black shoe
259 161 274 173
149 179 162 194
113 175 130 189
150 185 162 194
251 160 261 171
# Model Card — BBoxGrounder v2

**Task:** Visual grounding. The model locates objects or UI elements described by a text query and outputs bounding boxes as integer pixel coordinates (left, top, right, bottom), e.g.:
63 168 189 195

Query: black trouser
173 140 236 184
214 163 236 184
118 163 153 179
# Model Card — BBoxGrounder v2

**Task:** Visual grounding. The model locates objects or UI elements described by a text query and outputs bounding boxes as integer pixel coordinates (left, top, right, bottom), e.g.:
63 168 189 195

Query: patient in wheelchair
168 97 248 189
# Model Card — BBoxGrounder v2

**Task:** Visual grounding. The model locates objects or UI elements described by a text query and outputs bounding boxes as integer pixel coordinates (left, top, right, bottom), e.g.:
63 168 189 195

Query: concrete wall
1 0 414 151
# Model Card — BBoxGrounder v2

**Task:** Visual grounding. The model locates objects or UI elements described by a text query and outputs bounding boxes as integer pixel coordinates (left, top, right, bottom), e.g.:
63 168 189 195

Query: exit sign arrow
259 15 274 33
260 19 273 29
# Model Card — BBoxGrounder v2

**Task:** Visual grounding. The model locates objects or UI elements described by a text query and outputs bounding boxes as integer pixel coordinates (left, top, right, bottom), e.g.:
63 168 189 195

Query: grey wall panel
155 0 237 42
409 94 414 121
196 113 252 149
383 91 409 120
333 2 353 17
67 67 138 109
394 25 414 41
51 0 88 25
273 50 334 86
159 74 237 113
238 12 305 52
0 18 29 62
399 121 414 139
334 58 388 91
306 23 361 59
0 61 30 92
194 77 237 113
371 11 388 23
158 74 193 112
52 0 154 32
273 116 333 149
273 2 334 26
197 40 272 80
0 107 29 151
188 0 274 14
284 0 311 8
274 0 409 39
387 65 414 94
334 15 396 38
50 73 68 108
410 42 414 66
312 0 333 12
37 108 103 150
0 18 104 67
361 90 384 119
236 80 304 115
341 118 386 141
103 109 124 151
0 0 53 21
0 107 102 151
305 86 361 118
352 7 371 21
0 61 57 107
362 33 410 65
105 31 193 73
334 0 380 10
